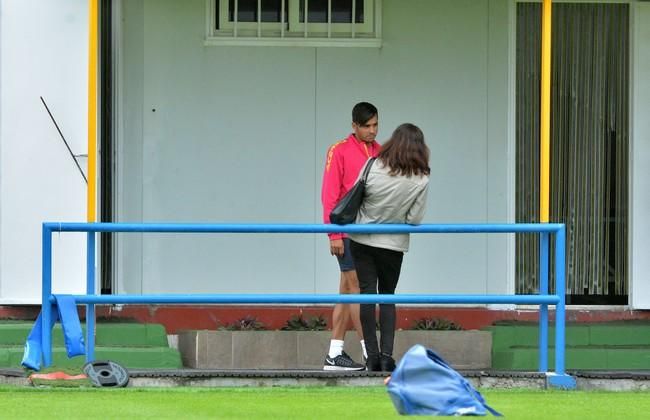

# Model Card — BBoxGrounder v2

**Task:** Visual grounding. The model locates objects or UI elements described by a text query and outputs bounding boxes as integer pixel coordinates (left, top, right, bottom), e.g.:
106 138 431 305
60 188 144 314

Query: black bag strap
361 157 376 184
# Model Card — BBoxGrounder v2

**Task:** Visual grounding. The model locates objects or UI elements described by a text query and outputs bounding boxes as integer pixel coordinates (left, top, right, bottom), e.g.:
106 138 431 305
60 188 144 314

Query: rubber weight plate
83 360 129 387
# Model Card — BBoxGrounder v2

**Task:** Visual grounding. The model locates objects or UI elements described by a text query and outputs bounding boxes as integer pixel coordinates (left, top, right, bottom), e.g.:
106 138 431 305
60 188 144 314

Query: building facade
1 0 649 312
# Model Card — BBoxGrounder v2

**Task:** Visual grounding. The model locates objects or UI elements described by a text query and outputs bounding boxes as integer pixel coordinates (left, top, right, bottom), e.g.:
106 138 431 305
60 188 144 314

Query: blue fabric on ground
21 295 85 371
387 344 502 416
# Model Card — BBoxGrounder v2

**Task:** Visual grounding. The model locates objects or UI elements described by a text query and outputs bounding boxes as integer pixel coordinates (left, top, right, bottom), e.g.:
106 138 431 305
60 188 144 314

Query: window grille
206 0 381 47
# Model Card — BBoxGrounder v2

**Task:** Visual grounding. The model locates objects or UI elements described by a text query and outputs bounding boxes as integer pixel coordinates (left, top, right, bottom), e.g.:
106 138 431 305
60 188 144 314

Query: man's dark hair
352 102 378 125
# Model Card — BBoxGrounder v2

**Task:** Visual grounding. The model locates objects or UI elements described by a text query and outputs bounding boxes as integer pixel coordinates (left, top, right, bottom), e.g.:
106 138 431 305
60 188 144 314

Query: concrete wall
115 0 514 297
178 330 492 370
0 0 87 303
631 2 650 309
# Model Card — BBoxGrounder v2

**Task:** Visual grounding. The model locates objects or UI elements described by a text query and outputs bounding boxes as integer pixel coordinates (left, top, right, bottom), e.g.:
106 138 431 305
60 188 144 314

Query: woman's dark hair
352 102 378 125
378 123 430 177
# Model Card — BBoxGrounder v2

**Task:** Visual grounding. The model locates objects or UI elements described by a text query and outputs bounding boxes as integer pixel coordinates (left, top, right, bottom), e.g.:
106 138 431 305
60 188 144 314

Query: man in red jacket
321 102 381 370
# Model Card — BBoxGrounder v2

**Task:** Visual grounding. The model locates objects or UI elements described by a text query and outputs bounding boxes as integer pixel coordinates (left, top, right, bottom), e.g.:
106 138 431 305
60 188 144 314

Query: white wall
631 2 650 309
116 0 145 294
0 1 645 305
115 0 514 297
0 0 87 303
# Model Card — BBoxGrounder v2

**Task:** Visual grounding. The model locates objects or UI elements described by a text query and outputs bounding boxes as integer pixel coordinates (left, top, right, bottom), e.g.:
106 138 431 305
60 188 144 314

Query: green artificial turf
0 386 649 419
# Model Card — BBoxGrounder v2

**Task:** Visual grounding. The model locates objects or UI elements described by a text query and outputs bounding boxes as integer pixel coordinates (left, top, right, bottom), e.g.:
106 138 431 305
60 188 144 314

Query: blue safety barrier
40 222 575 388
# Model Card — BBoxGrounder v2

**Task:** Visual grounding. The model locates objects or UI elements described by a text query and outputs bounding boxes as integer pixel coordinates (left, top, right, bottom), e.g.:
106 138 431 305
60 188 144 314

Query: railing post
538 232 549 372
42 224 53 367
554 225 566 375
86 230 96 362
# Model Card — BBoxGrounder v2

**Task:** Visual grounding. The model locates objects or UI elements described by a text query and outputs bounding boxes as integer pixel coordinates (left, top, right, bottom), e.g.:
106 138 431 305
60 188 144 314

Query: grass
0 386 649 419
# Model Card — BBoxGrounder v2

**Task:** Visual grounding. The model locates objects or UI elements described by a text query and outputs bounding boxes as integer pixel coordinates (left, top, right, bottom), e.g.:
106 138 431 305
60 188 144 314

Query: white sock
328 339 344 358
360 340 368 359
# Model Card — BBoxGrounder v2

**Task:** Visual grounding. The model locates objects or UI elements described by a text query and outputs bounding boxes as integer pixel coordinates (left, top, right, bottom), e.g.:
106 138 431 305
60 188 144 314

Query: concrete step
0 345 182 369
485 322 650 370
0 321 180 369
492 346 650 370
178 329 492 370
0 322 168 346
485 323 650 350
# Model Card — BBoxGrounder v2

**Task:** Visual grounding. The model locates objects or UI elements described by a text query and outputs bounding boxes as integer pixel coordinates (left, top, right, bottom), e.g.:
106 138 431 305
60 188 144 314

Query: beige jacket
349 159 429 252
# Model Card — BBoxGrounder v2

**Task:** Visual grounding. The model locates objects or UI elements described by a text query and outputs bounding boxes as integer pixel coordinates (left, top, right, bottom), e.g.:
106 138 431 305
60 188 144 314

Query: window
206 0 381 47
289 0 373 34
216 0 289 32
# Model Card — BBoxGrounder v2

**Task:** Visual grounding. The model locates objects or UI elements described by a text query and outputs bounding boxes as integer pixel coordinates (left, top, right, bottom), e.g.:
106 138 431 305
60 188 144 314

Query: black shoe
340 350 360 366
379 354 396 372
366 354 381 372
323 352 365 371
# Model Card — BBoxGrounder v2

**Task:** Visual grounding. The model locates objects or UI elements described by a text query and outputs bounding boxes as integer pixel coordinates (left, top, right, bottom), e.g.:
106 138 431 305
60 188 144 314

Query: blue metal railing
41 222 568 380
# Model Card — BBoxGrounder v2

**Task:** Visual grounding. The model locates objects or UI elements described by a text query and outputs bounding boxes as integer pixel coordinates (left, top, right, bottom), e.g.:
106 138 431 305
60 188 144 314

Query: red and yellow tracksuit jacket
321 133 381 240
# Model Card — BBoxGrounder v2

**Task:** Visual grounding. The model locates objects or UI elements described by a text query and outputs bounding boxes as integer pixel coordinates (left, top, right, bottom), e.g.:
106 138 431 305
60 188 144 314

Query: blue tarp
21 295 85 371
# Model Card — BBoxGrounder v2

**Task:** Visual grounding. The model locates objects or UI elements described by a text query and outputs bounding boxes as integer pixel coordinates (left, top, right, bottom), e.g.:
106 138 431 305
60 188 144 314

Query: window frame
216 0 289 33
206 0 381 47
288 0 374 35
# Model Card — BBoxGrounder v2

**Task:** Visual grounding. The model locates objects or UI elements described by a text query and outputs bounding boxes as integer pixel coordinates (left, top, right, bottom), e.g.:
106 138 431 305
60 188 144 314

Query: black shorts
336 238 355 272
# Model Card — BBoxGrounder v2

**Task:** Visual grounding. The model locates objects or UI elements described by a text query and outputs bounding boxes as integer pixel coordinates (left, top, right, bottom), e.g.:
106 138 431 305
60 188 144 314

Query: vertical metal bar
86 231 96 362
540 0 552 222
555 225 567 375
257 0 261 37
87 0 98 223
538 232 549 372
234 0 238 37
304 0 309 37
327 0 331 38
351 0 356 38
281 0 285 38
42 224 53 367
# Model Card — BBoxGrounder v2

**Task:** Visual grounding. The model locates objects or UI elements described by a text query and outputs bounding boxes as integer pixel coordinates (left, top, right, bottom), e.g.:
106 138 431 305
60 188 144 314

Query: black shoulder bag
329 158 376 225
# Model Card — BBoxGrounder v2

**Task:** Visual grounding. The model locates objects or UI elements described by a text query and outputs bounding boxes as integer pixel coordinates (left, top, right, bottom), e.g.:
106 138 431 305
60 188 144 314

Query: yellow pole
87 0 98 222
540 0 552 223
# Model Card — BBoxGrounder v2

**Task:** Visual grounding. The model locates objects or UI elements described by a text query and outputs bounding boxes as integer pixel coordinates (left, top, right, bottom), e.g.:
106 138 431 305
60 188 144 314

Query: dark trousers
350 240 404 357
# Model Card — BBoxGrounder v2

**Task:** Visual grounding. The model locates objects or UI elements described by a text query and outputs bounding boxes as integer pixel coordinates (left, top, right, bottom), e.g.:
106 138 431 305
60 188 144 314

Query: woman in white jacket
348 123 430 372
